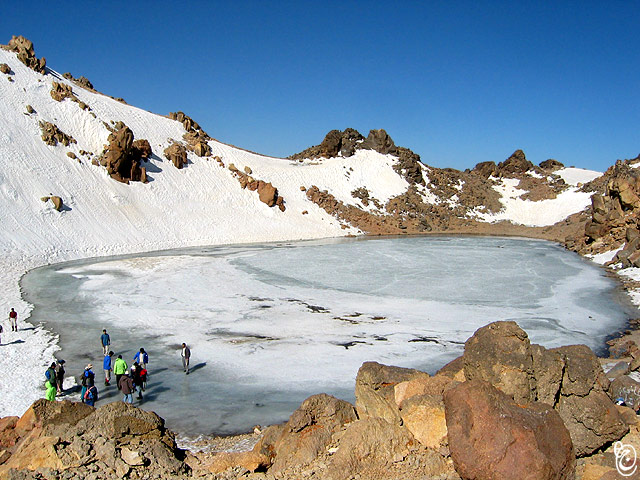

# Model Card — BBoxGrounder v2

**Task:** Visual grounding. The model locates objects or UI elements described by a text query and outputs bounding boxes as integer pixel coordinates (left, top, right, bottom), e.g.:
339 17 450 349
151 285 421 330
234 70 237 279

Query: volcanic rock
101 126 149 182
473 161 498 178
361 129 397 155
355 361 429 424
289 128 365 160
497 149 535 175
266 394 357 473
610 376 640 409
463 321 536 404
164 142 188 169
444 379 575 480
2 35 46 74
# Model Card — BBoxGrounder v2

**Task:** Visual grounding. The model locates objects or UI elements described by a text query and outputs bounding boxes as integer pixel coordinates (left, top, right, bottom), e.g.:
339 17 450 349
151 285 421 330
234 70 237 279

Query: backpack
45 369 52 381
84 386 98 401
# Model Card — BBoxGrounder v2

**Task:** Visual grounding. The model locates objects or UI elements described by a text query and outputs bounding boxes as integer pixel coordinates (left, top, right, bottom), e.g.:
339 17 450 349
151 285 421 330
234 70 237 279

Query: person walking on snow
113 355 127 390
55 359 65 394
133 348 148 369
103 351 114 386
131 362 144 401
44 362 57 401
100 329 110 355
9 308 17 332
181 343 191 374
80 364 95 403
119 371 135 404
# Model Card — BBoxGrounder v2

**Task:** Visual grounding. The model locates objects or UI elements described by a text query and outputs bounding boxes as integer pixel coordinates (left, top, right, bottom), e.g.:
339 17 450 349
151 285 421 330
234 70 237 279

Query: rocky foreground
3 321 640 480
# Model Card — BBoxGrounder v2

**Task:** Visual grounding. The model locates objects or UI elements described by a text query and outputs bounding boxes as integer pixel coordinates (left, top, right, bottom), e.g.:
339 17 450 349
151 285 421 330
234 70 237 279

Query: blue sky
2 1 638 171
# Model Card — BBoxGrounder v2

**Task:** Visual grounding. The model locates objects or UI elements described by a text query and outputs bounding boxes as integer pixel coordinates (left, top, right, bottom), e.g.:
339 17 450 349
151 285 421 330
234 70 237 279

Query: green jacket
113 358 128 375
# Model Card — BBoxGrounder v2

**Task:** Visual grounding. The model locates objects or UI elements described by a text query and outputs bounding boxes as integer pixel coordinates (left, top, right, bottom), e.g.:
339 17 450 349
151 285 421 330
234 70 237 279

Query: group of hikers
39 324 192 407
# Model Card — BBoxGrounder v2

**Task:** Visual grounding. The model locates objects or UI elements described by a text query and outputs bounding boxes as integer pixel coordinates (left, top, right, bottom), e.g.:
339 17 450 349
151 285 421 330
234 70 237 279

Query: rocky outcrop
540 159 564 170
168 111 212 158
100 126 149 183
0 63 11 74
355 361 429 425
132 139 152 160
0 400 188 479
227 165 286 211
1 35 46 74
63 72 95 91
39 121 76 147
498 149 536 175
445 379 575 480
289 128 364 159
164 142 187 169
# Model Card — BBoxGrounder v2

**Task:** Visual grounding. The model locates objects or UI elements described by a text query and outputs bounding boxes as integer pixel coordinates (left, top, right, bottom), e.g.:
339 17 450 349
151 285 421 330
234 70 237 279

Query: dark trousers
116 374 123 390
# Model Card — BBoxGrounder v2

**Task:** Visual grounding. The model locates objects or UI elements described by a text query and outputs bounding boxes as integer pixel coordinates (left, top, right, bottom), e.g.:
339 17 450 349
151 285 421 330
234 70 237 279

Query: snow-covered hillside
0 41 608 418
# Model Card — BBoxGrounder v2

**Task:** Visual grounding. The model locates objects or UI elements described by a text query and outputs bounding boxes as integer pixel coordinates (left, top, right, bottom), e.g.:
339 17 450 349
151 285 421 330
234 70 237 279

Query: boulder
0 63 10 74
327 417 416 480
540 159 564 170
39 121 76 147
50 196 63 211
444 379 575 480
257 181 277 207
497 149 535 175
473 161 498 178
463 321 536 404
394 373 456 407
132 139 152 159
103 126 145 182
606 361 630 379
610 376 640 409
50 81 75 102
355 361 429 424
3 35 46 74
193 141 211 157
531 344 565 404
269 393 357 473
399 394 447 448
164 143 187 169
361 129 397 155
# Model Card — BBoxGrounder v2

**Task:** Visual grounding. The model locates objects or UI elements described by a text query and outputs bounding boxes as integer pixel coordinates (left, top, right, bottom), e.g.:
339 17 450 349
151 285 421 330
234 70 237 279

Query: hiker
9 308 17 332
84 384 98 407
113 354 127 390
55 359 65 394
44 362 57 401
103 351 114 386
140 365 148 391
80 364 95 403
119 370 135 404
181 343 191 374
131 362 144 400
133 347 148 369
100 329 110 355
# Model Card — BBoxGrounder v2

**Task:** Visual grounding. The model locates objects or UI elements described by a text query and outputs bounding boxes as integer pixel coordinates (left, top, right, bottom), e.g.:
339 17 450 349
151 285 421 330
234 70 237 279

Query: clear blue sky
2 1 638 171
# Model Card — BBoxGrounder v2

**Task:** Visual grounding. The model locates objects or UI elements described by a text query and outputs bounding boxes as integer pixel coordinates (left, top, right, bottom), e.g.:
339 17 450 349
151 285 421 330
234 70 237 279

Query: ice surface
22 236 634 436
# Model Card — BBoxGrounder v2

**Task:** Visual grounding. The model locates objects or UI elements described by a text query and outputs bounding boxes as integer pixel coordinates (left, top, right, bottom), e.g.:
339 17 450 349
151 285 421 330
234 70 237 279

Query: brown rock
270 393 356 473
193 141 211 157
244 166 252 174
610 376 640 410
132 139 152 159
473 161 498 178
164 142 187 169
39 121 76 147
66 152 76 159
50 81 75 102
257 181 277 207
0 63 10 74
361 128 397 155
444 379 575 480
531 344 565 404
207 450 269 474
616 405 640 426
540 159 564 170
498 149 535 175
4 35 46 74
25 105 34 114
355 361 429 424
50 196 63 211
394 374 456 408
463 321 536 404
327 417 416 480
436 355 466 381
399 394 447 448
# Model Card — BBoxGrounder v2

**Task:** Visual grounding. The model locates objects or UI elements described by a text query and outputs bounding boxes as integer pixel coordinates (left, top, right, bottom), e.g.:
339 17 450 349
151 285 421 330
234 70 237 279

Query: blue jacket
101 333 110 346
134 351 149 364
103 355 112 370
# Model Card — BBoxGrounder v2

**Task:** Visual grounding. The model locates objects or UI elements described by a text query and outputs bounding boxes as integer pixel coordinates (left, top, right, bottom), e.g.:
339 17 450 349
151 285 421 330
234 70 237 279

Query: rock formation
0 63 11 74
1 35 46 74
39 121 76 147
227 164 286 211
100 126 150 183
164 142 187 169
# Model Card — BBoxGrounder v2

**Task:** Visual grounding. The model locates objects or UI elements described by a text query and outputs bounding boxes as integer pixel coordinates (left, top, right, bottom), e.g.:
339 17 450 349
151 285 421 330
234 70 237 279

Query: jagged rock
120 447 145 466
463 321 536 404
289 128 364 160
0 63 11 74
164 143 187 169
50 81 75 102
606 361 630 380
132 139 152 159
394 147 426 185
498 149 535 175
361 129 397 155
193 141 211 157
39 121 76 147
473 161 498 178
355 361 429 424
394 374 457 408
102 126 149 183
266 394 356 473
551 344 628 456
540 159 564 170
445 379 575 480
257 181 277 207
399 394 447 448
25 105 34 114
2 35 46 74
327 417 416 480
531 344 565 405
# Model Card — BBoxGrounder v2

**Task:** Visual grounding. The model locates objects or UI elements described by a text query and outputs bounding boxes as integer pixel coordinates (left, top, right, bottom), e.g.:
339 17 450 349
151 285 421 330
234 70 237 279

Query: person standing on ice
80 364 95 403
9 308 17 332
181 343 191 374
119 370 135 404
133 348 148 369
100 329 110 355
103 351 114 386
44 362 57 401
113 354 127 390
55 359 65 395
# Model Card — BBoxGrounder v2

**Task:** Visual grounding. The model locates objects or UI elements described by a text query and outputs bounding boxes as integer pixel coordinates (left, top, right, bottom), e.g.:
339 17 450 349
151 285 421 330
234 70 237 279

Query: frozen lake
22 236 635 437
